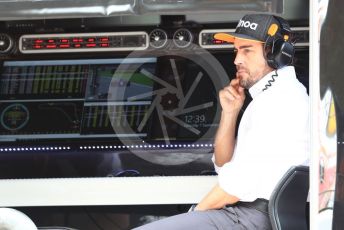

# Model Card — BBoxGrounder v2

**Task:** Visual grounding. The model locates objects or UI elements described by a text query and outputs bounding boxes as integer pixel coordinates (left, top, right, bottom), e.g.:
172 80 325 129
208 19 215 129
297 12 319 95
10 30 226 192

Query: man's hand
194 184 239 211
219 78 245 114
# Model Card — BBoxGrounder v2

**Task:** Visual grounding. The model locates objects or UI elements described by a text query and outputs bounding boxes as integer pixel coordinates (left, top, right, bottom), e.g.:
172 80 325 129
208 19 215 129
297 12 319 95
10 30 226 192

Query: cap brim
214 32 263 43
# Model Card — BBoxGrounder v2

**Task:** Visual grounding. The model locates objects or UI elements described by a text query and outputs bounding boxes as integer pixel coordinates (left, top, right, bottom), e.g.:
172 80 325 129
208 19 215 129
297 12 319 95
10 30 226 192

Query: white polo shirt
214 66 309 201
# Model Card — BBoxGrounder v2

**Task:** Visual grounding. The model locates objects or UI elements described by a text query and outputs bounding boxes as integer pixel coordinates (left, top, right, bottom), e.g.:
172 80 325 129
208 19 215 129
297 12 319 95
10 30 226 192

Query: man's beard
237 71 255 89
239 78 254 89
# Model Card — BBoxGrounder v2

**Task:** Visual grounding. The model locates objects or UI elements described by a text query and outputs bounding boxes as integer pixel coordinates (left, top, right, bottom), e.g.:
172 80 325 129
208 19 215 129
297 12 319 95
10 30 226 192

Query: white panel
0 176 218 207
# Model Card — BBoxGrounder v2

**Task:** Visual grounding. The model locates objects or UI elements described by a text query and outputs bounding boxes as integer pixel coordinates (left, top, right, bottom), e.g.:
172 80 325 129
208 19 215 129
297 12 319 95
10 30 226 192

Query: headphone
264 16 295 69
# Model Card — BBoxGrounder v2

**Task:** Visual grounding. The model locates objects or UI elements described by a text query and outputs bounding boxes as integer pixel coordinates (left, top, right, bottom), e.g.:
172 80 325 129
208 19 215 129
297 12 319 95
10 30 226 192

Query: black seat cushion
268 165 309 230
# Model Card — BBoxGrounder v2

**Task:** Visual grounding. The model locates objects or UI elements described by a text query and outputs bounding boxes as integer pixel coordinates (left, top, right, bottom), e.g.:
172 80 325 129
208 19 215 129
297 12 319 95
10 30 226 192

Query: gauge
149 29 168 49
0 33 13 54
1 104 29 131
173 28 193 48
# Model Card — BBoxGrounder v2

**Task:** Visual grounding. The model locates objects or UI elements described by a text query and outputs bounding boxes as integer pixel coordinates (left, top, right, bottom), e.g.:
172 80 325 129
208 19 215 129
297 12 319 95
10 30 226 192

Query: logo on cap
237 19 258 30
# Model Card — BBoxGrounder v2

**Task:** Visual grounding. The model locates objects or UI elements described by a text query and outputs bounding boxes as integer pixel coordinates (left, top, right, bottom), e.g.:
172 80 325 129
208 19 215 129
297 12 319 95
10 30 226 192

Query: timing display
0 58 157 141
81 102 151 136
19 32 149 53
0 61 89 100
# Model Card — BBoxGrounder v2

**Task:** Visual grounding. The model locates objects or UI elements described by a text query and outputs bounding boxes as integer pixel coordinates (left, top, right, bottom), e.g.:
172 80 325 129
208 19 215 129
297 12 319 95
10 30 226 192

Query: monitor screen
0 56 222 148
0 58 156 142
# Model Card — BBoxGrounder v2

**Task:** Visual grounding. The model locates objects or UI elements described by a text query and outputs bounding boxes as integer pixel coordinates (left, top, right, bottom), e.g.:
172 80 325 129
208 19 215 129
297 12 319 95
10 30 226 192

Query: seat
268 165 309 230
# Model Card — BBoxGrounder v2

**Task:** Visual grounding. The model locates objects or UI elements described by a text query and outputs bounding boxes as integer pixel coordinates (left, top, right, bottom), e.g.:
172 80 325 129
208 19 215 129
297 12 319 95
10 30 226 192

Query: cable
262 70 279 91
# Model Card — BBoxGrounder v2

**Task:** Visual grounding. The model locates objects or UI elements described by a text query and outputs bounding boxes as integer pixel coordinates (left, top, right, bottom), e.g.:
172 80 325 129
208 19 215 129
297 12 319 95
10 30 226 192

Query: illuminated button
59 44 70 48
46 44 57 48
100 37 109 42
87 38 95 42
60 39 69 43
35 39 43 43
74 44 82 48
214 40 223 44
33 45 42 49
86 43 96 47
72 38 83 43
47 39 55 43
100 43 109 47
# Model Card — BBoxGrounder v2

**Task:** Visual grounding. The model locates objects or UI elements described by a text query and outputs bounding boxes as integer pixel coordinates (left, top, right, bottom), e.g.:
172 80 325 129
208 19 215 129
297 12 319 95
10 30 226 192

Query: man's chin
238 78 249 89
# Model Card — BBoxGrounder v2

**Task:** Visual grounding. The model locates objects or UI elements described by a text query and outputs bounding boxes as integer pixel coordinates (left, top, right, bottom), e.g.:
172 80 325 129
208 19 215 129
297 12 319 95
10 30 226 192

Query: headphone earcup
264 36 277 69
273 39 294 69
267 38 294 69
266 51 277 69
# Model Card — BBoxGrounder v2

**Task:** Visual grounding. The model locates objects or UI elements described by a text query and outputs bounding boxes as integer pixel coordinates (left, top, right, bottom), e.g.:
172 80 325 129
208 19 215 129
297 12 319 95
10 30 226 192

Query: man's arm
214 79 245 167
214 111 239 166
197 79 244 211
194 184 239 211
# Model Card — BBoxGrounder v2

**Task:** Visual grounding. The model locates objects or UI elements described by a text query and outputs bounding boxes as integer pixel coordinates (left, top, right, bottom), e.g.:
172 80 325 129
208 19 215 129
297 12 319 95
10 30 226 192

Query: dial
1 104 29 131
0 33 13 54
149 29 168 49
173 28 193 48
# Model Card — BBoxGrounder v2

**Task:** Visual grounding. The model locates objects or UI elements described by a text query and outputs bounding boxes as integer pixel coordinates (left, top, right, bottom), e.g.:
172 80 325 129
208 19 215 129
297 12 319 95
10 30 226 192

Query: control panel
0 26 309 56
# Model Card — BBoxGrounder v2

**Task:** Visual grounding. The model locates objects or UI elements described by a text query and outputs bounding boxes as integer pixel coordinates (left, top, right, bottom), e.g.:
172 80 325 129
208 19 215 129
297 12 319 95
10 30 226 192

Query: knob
173 28 193 48
149 29 168 49
0 33 13 54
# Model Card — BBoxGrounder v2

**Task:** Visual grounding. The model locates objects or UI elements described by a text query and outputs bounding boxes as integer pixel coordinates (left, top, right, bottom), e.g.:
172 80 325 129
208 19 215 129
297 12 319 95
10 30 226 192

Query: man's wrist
221 110 240 118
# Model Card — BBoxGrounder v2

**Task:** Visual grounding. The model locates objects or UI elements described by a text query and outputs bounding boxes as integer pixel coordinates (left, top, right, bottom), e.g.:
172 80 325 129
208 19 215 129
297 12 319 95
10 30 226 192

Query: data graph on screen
0 58 157 141
81 102 151 136
0 61 90 99
0 55 224 145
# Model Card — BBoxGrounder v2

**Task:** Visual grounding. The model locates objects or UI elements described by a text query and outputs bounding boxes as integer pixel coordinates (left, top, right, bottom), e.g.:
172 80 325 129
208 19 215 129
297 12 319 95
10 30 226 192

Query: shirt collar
248 66 296 98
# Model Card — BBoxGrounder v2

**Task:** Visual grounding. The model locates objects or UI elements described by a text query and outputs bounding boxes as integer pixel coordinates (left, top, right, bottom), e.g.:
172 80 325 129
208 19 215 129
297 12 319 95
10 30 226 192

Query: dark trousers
132 204 272 230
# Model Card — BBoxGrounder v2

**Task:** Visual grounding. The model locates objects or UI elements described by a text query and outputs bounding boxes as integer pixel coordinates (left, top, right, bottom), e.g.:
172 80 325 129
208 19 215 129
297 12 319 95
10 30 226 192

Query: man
133 14 309 230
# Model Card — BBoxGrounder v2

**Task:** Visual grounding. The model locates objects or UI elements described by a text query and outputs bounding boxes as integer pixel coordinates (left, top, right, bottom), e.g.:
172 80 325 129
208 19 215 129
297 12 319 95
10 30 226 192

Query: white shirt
213 66 309 201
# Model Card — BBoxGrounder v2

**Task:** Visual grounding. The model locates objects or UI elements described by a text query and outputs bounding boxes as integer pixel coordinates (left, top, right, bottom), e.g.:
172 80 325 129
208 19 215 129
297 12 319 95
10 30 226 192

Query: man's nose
234 52 242 66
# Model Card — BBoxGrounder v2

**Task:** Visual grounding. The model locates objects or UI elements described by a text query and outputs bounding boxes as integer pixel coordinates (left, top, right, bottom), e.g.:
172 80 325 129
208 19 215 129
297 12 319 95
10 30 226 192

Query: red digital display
21 33 146 52
86 43 96 47
100 37 109 42
73 38 83 43
46 44 57 49
214 40 223 44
